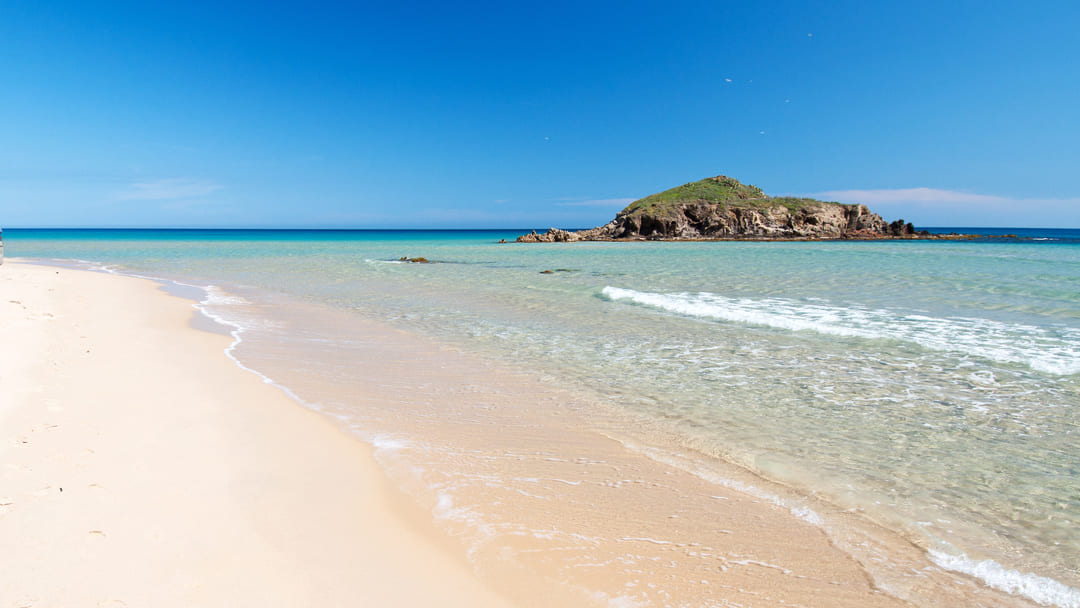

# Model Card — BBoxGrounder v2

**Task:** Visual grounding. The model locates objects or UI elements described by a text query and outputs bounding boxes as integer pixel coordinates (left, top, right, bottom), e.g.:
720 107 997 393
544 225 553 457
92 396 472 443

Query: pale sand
0 261 515 608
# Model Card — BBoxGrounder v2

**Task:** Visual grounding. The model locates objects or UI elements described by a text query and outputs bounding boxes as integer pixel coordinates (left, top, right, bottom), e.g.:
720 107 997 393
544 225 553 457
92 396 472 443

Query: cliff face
604 199 898 239
518 176 922 242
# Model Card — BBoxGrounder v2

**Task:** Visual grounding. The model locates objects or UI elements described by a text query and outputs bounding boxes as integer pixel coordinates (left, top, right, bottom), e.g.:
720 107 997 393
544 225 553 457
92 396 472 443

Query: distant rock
518 176 935 242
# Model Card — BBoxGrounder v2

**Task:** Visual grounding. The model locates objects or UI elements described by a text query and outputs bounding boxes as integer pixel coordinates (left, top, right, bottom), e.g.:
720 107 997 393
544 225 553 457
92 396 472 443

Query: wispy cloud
813 188 1008 205
117 178 223 201
810 188 1080 211
555 197 635 208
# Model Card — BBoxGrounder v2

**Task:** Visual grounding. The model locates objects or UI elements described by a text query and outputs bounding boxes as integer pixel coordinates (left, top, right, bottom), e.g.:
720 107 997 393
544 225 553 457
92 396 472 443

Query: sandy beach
0 261 514 607
0 259 1042 608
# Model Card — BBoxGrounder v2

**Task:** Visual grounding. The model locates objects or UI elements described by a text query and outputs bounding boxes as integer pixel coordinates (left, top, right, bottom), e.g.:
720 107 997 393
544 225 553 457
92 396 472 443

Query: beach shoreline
0 258 1063 607
0 260 516 607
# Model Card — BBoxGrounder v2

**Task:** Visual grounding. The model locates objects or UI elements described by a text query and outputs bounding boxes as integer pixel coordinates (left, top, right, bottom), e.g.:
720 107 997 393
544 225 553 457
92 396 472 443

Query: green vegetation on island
621 175 861 218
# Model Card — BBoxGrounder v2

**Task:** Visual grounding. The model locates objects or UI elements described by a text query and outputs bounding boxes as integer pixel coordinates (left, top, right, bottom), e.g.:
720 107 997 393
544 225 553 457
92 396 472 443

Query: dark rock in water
519 228 581 243
399 257 431 263
517 175 950 242
888 220 926 237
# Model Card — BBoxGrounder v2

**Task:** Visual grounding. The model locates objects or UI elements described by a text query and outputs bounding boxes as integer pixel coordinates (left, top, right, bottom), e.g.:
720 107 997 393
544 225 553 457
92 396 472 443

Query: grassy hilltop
619 176 850 219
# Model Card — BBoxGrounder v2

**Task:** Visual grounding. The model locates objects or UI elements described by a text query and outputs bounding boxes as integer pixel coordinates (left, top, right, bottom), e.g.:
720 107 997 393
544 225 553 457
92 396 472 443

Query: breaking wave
601 286 1080 375
929 550 1080 608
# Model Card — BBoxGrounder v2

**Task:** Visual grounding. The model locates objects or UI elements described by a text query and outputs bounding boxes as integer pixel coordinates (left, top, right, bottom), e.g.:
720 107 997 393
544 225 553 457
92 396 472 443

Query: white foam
602 286 1080 375
620 536 675 546
370 434 410 451
172 282 320 413
929 550 1080 608
789 505 825 526
200 285 251 307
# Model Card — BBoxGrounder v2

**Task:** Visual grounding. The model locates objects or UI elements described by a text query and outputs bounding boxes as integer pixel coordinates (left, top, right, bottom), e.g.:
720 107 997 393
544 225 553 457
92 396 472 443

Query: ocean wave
929 550 1080 608
601 287 1080 375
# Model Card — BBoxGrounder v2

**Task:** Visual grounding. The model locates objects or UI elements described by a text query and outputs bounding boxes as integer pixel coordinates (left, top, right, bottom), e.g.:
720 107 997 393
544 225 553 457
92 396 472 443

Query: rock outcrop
518 176 929 242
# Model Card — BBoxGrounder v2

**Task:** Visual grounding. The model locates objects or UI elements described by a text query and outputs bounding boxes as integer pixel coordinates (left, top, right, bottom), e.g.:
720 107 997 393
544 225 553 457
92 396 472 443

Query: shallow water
8 228 1080 607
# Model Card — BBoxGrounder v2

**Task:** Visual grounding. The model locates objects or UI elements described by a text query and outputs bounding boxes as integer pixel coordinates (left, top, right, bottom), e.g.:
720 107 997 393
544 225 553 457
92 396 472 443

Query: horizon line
4 225 1079 231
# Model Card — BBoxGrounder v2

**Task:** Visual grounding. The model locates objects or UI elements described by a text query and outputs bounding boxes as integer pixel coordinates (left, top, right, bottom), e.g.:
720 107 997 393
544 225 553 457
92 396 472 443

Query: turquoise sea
5 228 1080 607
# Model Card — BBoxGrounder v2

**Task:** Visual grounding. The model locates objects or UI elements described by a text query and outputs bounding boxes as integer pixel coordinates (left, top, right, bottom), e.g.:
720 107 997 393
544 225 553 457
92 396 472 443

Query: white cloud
117 178 222 201
555 197 635 208
813 188 1008 205
800 187 1080 227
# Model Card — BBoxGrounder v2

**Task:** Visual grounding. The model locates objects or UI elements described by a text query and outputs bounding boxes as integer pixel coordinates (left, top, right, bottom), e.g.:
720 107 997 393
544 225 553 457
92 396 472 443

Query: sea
5 227 1079 607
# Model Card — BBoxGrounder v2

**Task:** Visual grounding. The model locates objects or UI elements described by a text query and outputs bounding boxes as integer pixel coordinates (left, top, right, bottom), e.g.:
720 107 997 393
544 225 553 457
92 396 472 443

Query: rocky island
518 176 934 242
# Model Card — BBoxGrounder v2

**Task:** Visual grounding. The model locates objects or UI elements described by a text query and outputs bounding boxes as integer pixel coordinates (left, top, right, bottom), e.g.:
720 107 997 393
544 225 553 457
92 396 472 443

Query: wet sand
209 285 1033 607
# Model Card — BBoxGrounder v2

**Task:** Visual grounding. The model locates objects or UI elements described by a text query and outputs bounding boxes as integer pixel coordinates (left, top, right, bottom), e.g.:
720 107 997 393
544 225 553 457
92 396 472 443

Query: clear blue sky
2 0 1078 228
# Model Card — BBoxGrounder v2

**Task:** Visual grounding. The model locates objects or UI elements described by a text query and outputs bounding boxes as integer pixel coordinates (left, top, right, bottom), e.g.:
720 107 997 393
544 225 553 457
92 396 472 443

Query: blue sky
2 0 1078 228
